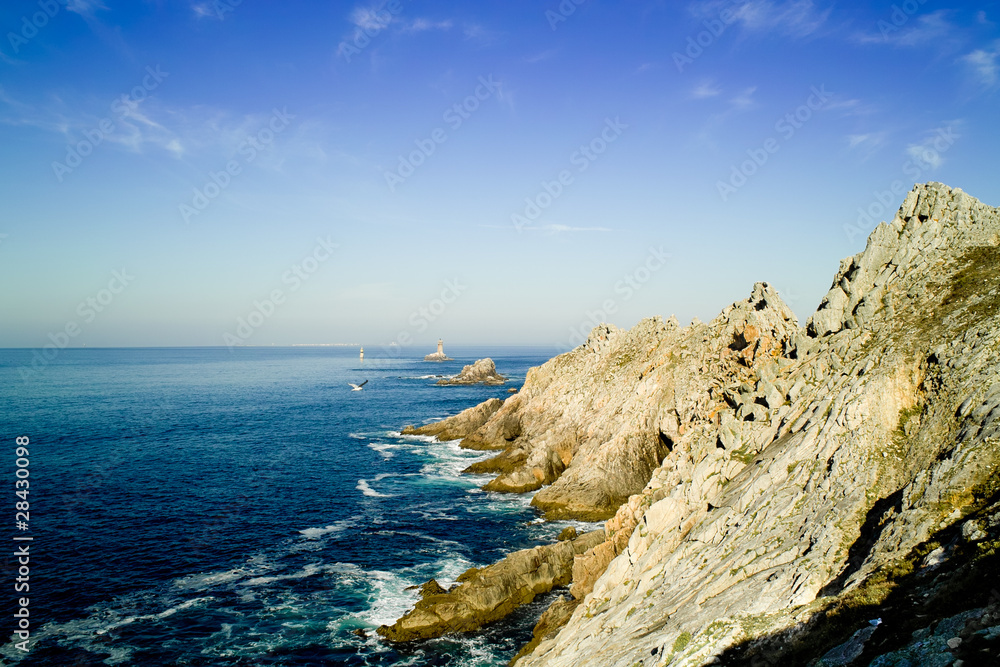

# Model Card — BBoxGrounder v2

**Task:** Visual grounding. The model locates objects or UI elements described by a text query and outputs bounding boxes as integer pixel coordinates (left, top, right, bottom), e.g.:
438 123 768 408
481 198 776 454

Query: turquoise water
0 347 590 666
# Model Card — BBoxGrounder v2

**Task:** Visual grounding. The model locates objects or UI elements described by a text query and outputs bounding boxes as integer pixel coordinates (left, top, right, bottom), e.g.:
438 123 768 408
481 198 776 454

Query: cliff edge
517 182 1000 666
387 183 1000 666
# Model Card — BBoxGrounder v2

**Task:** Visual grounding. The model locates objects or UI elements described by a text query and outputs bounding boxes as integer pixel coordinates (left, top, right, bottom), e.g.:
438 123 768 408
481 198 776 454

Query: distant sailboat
360 346 364 361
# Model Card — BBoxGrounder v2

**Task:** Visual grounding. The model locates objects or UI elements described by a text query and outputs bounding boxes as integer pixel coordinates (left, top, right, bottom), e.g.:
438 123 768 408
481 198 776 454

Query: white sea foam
418 438 492 484
356 479 392 498
175 566 253 591
368 441 400 458
298 519 352 540
0 594 215 665
154 596 214 619
399 434 438 445
362 569 421 627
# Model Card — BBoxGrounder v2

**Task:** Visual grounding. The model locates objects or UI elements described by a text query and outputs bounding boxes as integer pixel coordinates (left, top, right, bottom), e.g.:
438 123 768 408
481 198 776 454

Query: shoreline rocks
437 358 507 385
401 398 503 441
376 529 604 643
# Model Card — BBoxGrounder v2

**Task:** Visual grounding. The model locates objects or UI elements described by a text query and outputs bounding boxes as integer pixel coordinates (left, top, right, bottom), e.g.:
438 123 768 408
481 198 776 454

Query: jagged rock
402 398 502 441
510 183 1000 667
446 281 800 521
556 526 577 541
376 530 604 642
437 358 508 385
418 579 448 597
392 183 1000 666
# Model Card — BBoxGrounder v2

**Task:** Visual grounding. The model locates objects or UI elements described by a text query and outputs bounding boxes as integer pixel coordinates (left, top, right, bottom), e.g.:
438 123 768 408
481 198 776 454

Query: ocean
0 346 593 666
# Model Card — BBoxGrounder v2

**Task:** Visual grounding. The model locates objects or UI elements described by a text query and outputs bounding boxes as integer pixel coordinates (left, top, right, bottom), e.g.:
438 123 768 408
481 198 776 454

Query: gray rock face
512 182 1000 666
436 358 507 385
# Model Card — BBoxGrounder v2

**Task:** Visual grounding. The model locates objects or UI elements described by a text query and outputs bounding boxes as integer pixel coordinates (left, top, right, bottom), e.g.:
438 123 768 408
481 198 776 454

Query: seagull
349 380 369 391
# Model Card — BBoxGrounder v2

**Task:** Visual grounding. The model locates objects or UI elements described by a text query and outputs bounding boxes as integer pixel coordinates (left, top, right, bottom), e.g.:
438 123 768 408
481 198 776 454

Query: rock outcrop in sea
387 183 1000 666
377 529 604 642
436 358 507 386
401 397 502 441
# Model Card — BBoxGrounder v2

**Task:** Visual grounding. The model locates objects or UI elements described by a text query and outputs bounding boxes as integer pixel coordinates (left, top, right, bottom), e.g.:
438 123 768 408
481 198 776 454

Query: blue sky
1 0 998 350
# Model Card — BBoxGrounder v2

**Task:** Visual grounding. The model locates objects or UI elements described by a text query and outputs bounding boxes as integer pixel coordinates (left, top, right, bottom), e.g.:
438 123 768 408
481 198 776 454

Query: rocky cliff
516 182 1000 666
388 183 1000 666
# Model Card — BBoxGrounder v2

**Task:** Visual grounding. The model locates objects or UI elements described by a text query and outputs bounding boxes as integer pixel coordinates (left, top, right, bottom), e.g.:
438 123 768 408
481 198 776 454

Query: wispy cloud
690 84 758 149
962 42 1000 87
350 5 395 32
692 0 831 38
691 80 722 99
854 10 957 47
732 0 832 37
904 123 962 168
401 18 454 33
728 85 757 111
536 224 612 234
846 132 887 155
824 97 876 116
523 49 557 64
462 23 501 44
66 0 109 17
0 85 326 172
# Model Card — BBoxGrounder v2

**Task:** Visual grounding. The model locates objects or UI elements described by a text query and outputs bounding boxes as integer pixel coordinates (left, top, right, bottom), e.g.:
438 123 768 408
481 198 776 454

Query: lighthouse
360 346 364 361
424 338 452 361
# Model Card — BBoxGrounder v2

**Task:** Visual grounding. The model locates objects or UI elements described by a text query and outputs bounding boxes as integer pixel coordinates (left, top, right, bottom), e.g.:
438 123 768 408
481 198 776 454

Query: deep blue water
0 347 592 666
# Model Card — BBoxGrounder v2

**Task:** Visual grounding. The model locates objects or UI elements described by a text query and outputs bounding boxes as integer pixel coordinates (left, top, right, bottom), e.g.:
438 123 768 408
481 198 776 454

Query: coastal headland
383 183 1000 666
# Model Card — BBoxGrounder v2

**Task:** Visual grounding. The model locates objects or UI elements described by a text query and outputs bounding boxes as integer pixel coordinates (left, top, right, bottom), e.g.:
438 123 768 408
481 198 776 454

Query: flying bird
349 380 369 391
